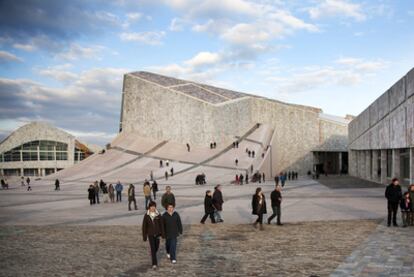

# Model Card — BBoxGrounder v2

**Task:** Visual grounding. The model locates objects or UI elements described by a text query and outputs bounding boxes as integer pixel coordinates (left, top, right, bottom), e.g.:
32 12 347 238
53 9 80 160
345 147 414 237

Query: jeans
268 205 281 224
401 211 409 226
153 191 157 200
387 201 398 225
148 235 160 266
166 237 177 261
145 196 152 209
214 210 222 222
116 191 122 202
95 192 100 204
201 212 216 223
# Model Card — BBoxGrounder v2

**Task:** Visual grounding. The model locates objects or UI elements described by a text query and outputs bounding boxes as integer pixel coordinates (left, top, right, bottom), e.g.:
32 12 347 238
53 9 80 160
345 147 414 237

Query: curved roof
0 122 75 153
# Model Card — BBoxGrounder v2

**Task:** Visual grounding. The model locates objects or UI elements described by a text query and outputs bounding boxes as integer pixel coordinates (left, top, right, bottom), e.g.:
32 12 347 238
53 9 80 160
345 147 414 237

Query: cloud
120 31 166 45
308 0 366 21
0 50 23 63
263 57 388 94
169 17 187 31
13 43 36 52
184 51 221 67
37 64 78 84
56 43 105 61
0 67 128 145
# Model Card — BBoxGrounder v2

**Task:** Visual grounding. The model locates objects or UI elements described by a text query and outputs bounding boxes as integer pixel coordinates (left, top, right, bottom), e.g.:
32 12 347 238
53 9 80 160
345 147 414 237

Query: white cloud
13 43 37 52
308 0 366 21
184 51 221 67
120 31 166 45
169 17 187 31
0 50 23 63
37 64 78 84
263 57 388 94
57 43 105 61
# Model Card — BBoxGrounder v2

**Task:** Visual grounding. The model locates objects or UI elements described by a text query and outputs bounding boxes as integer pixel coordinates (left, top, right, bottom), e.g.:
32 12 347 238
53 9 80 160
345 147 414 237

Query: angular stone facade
120 72 349 175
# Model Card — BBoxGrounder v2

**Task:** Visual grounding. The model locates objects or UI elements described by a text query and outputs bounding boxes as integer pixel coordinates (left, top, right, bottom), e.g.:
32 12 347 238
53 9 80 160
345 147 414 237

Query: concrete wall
348 67 414 184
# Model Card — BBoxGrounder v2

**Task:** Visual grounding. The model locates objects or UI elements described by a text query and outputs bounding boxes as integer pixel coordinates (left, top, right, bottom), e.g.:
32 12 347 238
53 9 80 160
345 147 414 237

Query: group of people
385 178 414 227
200 185 224 224
209 142 217 149
251 185 283 230
88 180 123 205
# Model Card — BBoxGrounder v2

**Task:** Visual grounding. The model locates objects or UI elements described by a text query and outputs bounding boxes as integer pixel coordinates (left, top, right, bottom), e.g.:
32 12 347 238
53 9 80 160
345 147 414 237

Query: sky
0 0 413 146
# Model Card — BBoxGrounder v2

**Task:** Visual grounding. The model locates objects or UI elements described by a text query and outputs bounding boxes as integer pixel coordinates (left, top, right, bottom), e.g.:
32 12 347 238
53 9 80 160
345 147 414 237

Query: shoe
267 220 271 225
200 221 205 224
152 265 157 270
167 254 170 259
277 223 283 226
172 260 177 264
387 224 391 227
393 223 398 227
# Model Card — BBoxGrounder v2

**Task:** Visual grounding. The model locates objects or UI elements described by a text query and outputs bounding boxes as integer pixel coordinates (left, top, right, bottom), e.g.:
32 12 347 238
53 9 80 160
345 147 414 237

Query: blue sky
0 0 413 146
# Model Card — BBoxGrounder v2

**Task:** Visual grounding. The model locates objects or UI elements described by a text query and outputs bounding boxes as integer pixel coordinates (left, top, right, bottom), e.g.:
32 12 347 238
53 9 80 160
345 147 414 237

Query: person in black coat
213 185 224 222
142 201 164 270
162 204 183 264
268 185 282 225
88 185 95 205
54 179 60 191
385 178 402 227
151 181 158 200
252 187 267 230
201 190 216 224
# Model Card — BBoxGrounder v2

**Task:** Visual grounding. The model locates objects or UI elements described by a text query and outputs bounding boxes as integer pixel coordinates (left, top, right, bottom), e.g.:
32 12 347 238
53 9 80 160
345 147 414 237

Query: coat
212 189 224 211
385 184 402 203
142 211 163 241
270 190 282 207
400 198 411 211
128 186 135 200
143 185 151 197
204 195 215 214
88 187 95 199
252 194 267 215
161 193 176 209
162 211 183 239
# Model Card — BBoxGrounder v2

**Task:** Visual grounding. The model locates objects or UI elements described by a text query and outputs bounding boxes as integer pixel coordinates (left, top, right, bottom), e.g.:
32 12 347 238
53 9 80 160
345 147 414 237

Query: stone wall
121 73 350 175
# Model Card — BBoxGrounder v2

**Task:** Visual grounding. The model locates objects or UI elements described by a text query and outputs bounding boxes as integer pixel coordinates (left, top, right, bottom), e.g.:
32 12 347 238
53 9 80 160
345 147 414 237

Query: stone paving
0 220 379 277
330 221 414 277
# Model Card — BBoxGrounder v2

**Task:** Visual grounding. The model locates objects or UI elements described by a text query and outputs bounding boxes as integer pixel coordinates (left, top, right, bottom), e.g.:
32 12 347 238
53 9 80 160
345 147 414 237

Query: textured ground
0 220 379 277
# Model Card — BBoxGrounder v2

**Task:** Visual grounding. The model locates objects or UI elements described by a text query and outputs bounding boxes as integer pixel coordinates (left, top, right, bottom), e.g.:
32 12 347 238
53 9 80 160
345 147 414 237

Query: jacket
270 190 282 207
204 195 215 214
142 211 163 241
88 187 95 199
385 184 402 203
115 183 123 192
400 198 411 211
252 194 267 215
212 189 224 211
161 193 176 209
143 185 151 197
162 211 183 239
128 186 135 199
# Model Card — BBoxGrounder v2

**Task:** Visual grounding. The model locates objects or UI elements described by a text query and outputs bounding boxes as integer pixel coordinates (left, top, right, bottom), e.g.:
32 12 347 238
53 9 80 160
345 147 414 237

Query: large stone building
0 122 98 177
348 67 414 185
120 71 350 175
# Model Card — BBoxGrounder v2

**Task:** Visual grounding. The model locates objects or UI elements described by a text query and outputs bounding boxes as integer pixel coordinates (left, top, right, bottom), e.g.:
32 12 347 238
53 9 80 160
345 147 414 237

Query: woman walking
200 190 216 224
142 201 163 270
88 184 95 205
252 187 267 230
108 184 115 203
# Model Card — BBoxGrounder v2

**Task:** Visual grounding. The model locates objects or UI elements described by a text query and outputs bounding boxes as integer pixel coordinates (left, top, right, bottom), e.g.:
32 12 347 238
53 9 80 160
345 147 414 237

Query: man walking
128 184 138 211
385 178 402 227
54 179 60 191
162 204 183 264
161 186 176 210
144 181 152 209
268 185 283 225
115 181 123 202
213 185 224 223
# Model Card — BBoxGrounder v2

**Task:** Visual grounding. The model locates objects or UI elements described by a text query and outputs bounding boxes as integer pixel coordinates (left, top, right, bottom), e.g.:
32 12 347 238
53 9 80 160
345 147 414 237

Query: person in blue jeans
162 204 183 264
115 181 123 202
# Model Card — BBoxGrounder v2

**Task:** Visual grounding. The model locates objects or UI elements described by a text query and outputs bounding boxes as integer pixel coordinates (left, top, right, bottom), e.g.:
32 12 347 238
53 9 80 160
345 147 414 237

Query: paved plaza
0 175 413 276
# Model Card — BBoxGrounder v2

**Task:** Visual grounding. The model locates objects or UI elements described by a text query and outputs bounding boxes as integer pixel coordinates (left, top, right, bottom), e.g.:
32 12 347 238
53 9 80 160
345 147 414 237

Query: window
56 152 68 160
386 150 392 178
45 168 55 175
23 168 39 176
400 148 410 179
